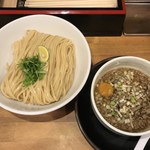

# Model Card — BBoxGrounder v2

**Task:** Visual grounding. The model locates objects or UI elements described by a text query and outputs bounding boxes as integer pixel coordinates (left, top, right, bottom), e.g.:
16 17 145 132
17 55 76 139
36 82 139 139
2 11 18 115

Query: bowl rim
91 56 150 136
0 14 91 115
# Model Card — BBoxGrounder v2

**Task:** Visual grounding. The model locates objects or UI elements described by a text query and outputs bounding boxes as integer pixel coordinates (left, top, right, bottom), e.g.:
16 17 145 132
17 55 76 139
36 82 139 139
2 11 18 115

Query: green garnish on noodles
19 55 46 87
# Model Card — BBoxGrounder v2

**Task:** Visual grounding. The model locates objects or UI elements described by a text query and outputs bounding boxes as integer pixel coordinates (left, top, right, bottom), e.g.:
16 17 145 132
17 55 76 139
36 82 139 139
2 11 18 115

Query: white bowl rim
91 56 150 136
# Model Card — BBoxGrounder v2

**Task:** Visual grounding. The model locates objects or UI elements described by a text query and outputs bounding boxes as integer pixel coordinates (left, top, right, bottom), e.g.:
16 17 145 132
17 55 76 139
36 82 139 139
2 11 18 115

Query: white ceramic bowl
91 56 150 136
0 15 91 115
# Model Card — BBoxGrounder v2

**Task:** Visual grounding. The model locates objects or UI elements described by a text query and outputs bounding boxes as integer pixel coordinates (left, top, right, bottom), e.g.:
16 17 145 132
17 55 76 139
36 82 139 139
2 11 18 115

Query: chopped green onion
110 101 116 106
18 55 46 87
131 96 136 104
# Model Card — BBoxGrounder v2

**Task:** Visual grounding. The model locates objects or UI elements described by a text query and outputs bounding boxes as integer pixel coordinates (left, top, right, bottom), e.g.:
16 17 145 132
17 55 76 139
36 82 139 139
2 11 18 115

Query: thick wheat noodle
0 30 75 105
24 0 118 8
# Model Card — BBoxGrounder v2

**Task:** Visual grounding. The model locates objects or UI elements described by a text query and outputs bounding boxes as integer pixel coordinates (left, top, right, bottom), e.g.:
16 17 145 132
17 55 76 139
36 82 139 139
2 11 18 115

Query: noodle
0 30 75 105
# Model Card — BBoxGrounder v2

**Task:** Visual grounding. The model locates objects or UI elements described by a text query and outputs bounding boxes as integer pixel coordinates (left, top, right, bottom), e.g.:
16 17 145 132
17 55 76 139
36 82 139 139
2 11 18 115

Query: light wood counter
0 1 150 150
1 0 17 7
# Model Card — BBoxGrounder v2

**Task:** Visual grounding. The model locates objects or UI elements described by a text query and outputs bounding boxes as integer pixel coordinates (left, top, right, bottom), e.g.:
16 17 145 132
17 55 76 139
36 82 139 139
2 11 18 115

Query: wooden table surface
1 1 150 150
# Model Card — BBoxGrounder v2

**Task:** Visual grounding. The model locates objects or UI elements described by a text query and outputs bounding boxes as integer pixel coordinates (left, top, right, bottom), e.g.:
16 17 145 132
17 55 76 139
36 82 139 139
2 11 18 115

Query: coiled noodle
0 30 75 105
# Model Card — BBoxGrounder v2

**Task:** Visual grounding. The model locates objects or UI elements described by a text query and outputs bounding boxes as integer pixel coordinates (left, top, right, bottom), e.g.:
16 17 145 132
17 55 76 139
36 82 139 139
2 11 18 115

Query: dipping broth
94 68 150 132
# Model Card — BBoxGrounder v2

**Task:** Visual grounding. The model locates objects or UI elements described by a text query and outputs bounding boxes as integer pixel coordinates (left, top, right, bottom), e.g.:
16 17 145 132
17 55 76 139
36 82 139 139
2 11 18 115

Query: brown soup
94 68 150 132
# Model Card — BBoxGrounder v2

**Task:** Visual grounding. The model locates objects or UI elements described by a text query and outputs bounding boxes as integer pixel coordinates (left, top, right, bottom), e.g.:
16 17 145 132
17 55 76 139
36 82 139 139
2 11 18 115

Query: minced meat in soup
94 68 150 132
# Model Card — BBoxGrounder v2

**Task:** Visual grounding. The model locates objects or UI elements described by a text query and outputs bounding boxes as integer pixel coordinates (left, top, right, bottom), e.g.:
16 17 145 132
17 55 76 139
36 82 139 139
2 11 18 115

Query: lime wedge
38 46 49 62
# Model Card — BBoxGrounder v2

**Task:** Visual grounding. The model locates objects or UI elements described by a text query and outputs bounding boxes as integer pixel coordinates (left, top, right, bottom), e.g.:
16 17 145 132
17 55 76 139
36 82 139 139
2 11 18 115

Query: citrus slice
98 82 113 97
38 46 49 62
